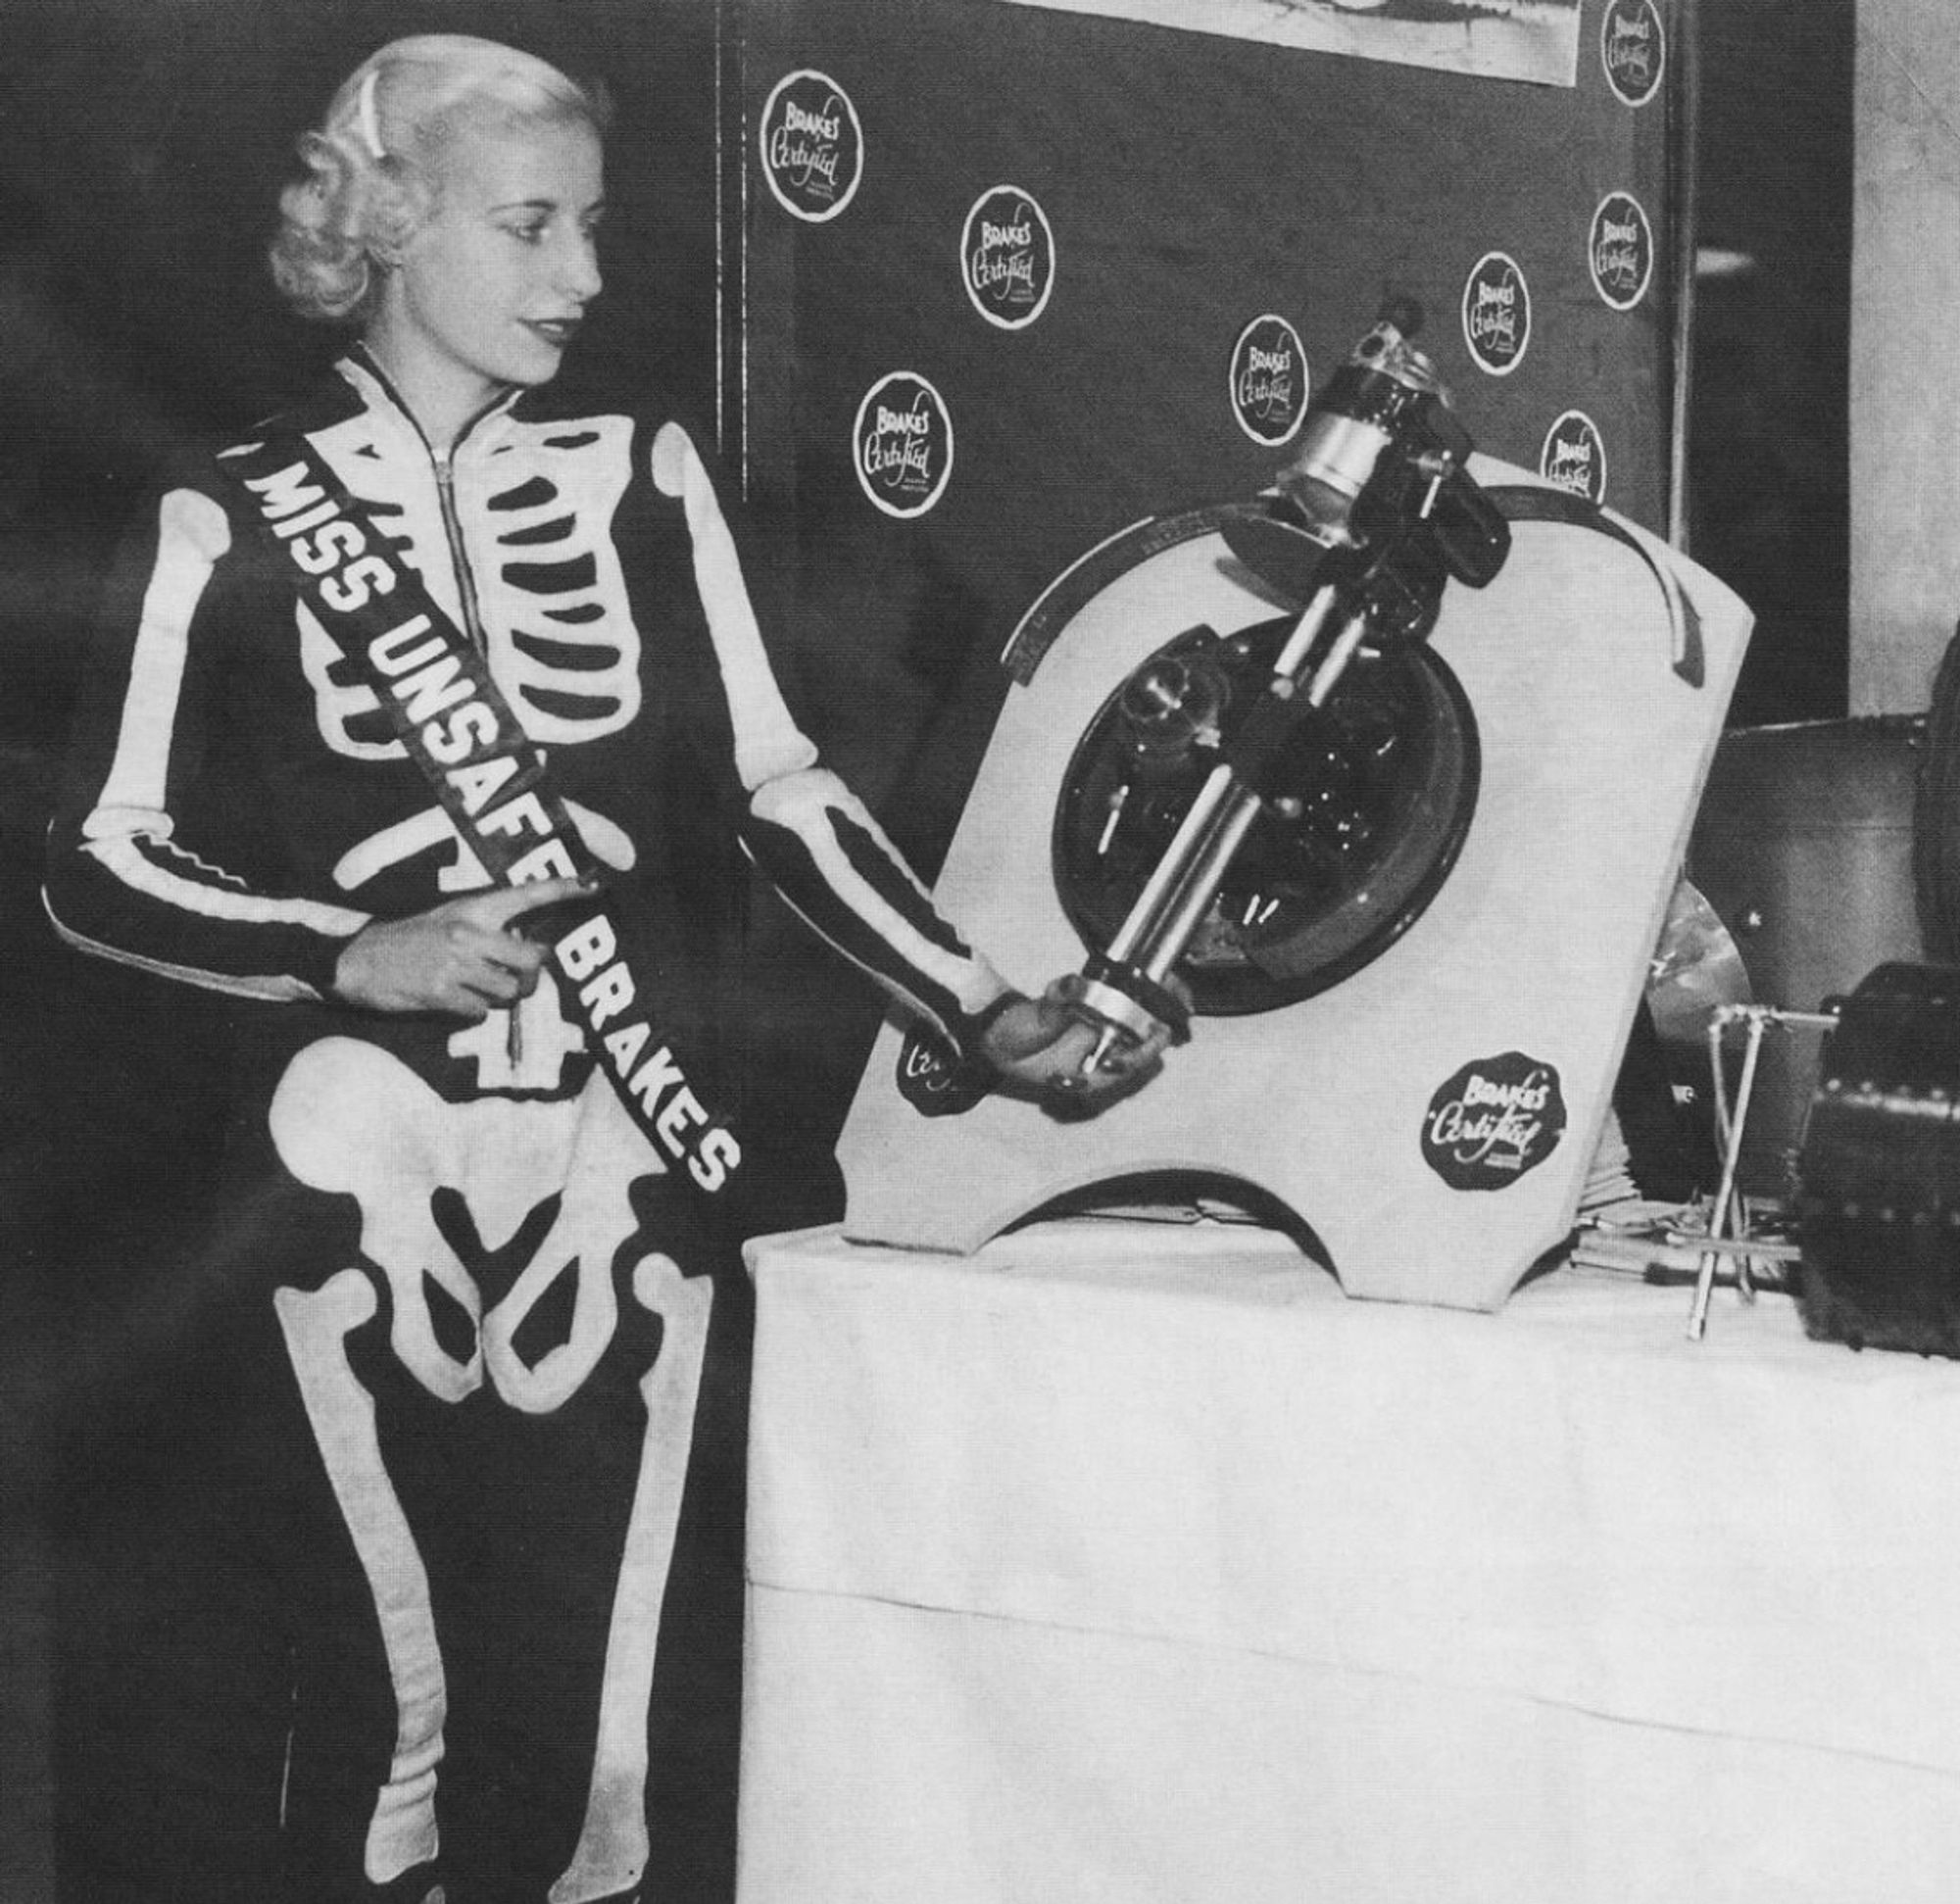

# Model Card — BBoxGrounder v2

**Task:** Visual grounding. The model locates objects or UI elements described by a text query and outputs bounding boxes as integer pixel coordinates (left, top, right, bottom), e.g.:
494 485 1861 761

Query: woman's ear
368 167 433 265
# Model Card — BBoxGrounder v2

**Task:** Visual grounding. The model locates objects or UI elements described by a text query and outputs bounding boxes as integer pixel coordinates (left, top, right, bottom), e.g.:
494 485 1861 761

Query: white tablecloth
739 1219 1960 1903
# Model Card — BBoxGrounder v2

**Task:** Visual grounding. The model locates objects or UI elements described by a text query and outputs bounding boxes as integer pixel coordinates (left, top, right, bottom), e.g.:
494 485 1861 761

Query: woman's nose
559 232 602 302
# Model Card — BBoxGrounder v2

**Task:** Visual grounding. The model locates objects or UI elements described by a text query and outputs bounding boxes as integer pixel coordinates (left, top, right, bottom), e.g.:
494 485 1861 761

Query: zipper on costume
432 447 489 653
344 357 535 1069
431 432 524 1068
348 351 503 656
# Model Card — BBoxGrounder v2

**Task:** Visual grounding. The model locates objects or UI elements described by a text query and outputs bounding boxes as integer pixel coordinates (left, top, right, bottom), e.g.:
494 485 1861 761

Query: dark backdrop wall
745 0 1684 875
1689 0 1853 727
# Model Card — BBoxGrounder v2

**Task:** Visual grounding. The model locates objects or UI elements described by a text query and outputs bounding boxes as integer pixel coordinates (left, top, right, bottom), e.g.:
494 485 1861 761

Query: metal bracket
1686 1001 1840 1341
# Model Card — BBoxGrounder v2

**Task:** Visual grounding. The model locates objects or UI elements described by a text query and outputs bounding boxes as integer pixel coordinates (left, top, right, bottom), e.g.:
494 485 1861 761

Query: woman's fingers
974 975 1181 1118
334 876 599 1015
476 874 597 932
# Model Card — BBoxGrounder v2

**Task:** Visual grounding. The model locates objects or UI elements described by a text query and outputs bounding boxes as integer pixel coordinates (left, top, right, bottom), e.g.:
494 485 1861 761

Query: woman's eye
508 222 547 246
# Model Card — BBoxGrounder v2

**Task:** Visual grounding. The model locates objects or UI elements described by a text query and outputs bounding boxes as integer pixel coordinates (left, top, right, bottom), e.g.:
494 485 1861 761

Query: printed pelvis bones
270 1036 710 1903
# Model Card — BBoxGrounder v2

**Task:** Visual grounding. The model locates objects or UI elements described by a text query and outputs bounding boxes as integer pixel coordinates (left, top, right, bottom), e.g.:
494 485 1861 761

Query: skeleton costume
45 351 1013 1904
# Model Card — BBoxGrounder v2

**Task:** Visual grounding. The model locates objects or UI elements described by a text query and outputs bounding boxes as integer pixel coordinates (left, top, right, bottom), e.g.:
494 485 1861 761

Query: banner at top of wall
990 0 1584 88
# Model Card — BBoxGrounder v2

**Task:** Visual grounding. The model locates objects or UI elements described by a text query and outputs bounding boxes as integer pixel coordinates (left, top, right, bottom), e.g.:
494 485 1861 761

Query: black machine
1796 960 1960 1356
1058 303 1513 1072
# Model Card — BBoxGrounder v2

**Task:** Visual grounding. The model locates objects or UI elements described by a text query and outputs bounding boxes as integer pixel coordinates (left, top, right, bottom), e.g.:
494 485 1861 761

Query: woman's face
370 111 606 432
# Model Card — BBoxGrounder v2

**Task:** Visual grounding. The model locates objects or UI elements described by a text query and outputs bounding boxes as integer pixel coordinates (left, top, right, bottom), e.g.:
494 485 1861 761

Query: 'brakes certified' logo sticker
1600 0 1666 107
855 371 954 517
1422 1052 1567 1189
1461 253 1530 376
1229 314 1309 446
962 186 1055 329
760 70 863 222
896 1027 989 1117
1541 410 1607 504
1591 192 1654 310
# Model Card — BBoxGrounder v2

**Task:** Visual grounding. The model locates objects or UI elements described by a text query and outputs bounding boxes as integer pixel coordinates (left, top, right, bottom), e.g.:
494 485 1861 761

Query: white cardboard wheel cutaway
837 459 1752 1311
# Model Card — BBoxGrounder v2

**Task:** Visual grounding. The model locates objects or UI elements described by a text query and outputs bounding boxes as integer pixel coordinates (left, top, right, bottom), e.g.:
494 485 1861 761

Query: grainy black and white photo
9 6 1939 1904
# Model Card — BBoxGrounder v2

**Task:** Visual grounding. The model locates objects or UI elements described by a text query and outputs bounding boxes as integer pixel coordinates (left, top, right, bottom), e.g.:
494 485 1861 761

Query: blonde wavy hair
269 34 611 325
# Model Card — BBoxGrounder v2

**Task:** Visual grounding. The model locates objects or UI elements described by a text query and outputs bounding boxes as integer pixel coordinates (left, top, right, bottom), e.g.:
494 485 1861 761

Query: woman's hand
332 876 595 1017
977 974 1183 1116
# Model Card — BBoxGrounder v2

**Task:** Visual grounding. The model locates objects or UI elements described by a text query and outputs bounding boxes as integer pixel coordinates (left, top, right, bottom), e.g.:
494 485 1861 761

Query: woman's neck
361 322 505 455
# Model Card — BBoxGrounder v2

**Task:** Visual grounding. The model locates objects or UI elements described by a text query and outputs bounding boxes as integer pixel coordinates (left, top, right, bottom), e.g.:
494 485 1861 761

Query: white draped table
738 1219 1960 1903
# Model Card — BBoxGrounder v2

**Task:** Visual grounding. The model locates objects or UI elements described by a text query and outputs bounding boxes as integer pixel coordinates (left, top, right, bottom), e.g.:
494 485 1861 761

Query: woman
45 34 1166 1904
